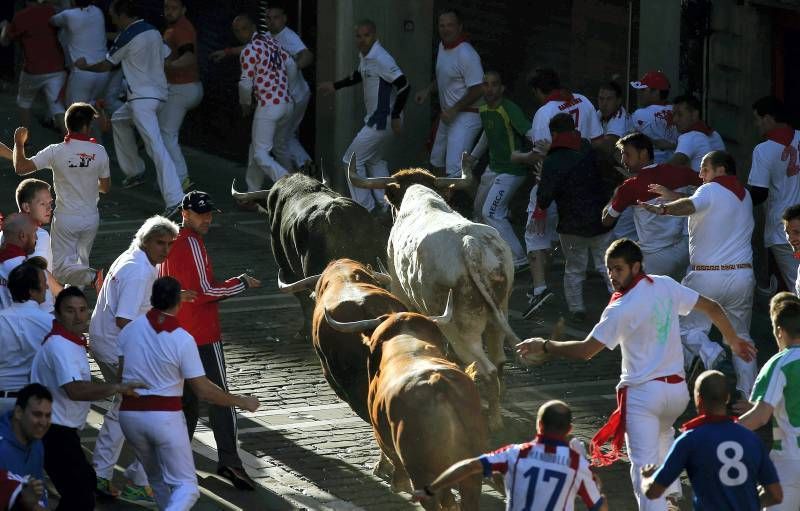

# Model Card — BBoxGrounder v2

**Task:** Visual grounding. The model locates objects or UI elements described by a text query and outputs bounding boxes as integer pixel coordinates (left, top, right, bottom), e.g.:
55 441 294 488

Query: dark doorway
773 10 800 127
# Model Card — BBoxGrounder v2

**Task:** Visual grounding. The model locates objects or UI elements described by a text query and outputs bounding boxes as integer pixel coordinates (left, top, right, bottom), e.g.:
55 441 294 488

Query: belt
461 107 479 113
691 263 752 271
651 374 684 384
0 390 19 398
120 395 182 412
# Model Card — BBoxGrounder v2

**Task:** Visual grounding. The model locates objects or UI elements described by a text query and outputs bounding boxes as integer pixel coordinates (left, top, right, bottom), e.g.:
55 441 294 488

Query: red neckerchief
549 131 582 151
609 272 653 303
686 120 712 136
64 132 97 143
793 250 800 261
0 244 26 262
43 319 87 348
591 386 628 466
712 175 746 201
544 89 574 103
146 308 180 333
681 414 737 431
442 35 468 50
765 126 795 146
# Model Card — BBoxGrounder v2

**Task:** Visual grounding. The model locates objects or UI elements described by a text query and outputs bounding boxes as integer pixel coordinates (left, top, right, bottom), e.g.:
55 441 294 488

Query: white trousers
480 170 527 264
559 232 614 312
66 68 109 105
343 124 392 211
613 207 638 241
430 112 482 177
770 243 800 292
245 102 292 191
51 211 99 287
102 69 125 114
112 99 184 207
92 360 149 487
642 237 689 281
120 410 200 511
524 184 558 252
17 70 66 116
766 454 800 510
159 82 203 183
0 398 15 414
625 380 689 511
680 269 757 395
286 92 311 167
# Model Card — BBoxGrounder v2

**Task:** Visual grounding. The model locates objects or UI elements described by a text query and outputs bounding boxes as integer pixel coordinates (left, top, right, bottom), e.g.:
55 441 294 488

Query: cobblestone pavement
1 92 776 510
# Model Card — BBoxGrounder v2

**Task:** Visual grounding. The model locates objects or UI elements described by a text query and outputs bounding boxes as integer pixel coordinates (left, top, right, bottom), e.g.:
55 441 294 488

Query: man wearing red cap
630 71 678 164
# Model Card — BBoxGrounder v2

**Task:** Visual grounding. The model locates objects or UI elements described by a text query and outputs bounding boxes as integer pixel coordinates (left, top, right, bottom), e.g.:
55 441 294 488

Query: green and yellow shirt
478 98 530 176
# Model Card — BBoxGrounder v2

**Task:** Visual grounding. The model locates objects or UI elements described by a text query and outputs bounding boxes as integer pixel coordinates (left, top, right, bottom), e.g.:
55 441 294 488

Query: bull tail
461 235 521 346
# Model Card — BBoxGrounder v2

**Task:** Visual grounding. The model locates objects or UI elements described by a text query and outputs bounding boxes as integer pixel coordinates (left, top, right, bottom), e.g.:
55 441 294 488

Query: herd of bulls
231 154 522 510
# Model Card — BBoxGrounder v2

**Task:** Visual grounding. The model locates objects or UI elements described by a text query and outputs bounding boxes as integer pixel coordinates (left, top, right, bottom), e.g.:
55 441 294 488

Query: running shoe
95 476 120 498
122 173 146 189
218 466 256 491
119 484 156 508
522 289 553 319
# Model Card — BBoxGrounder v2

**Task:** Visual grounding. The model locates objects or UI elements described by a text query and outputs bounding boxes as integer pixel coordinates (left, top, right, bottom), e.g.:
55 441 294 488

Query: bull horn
427 289 454 324
323 308 388 333
276 269 322 293
375 257 389 274
231 179 270 202
346 152 396 190
434 152 474 189
319 158 330 187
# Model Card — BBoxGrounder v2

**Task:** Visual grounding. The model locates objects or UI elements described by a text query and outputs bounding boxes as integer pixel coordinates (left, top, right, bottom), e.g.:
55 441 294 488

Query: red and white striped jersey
479 435 604 511
238 33 291 108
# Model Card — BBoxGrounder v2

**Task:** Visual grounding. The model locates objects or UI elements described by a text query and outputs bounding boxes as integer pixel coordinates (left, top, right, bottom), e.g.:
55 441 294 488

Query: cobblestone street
1 91 760 510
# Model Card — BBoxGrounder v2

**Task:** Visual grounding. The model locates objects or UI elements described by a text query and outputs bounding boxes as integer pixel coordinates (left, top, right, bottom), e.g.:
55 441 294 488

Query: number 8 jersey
652 416 778 510
479 435 603 511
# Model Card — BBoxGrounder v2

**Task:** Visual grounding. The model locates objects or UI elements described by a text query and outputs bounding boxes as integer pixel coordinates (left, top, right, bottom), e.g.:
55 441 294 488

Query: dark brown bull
325 306 485 511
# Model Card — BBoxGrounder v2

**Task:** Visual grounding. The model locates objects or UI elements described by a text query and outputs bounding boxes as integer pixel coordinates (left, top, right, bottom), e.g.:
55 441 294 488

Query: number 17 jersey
479 436 603 511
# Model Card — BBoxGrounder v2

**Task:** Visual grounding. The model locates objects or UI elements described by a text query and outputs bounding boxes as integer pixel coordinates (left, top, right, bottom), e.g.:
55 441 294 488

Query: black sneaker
217 466 256 491
122 173 146 189
523 290 553 319
569 310 587 324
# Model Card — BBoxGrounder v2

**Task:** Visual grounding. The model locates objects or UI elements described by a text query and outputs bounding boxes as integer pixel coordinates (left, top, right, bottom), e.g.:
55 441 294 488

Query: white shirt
0 229 51 270
30 139 110 216
599 106 631 138
358 41 403 130
746 129 800 247
674 130 726 172
0 254 25 310
435 41 483 111
631 104 679 163
530 93 602 144
478 439 603 511
0 301 52 391
89 246 157 364
119 312 204 397
268 27 310 101
50 6 106 66
590 275 697 387
30 333 91 429
688 181 753 266
106 20 169 101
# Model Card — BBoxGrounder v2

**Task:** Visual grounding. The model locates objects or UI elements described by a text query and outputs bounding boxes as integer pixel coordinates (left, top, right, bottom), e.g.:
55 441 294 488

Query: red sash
120 395 182 411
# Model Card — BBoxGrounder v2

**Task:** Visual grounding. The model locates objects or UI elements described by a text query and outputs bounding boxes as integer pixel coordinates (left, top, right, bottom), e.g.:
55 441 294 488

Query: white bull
348 154 519 431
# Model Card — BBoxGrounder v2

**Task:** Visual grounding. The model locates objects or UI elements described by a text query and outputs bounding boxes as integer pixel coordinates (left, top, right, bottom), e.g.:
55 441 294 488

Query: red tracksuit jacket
159 228 245 345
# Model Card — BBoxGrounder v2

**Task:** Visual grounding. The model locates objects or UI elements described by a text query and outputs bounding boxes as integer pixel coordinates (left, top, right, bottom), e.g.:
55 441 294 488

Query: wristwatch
658 204 667 215
543 339 550 353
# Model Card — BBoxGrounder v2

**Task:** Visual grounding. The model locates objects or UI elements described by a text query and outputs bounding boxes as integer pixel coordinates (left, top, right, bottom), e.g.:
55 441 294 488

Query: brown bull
311 259 406 422
326 308 486 511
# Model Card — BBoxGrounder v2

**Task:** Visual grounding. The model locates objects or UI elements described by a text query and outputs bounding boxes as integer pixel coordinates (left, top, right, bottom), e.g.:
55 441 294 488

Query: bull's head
230 179 270 214
323 289 454 333
347 152 475 211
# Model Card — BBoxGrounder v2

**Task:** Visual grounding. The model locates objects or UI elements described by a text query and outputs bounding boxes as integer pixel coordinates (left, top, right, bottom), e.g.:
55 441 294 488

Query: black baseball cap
181 191 221 213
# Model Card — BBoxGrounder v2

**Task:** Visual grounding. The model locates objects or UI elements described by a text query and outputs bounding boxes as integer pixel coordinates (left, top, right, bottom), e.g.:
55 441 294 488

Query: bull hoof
390 475 413 494
373 455 394 482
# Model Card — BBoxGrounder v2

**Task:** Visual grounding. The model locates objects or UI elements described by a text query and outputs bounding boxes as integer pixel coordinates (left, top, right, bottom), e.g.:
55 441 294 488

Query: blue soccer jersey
653 417 778 510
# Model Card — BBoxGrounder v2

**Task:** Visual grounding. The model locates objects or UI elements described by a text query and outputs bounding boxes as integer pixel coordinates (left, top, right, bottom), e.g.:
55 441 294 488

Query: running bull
348 154 520 431
325 295 486 511
231 173 388 338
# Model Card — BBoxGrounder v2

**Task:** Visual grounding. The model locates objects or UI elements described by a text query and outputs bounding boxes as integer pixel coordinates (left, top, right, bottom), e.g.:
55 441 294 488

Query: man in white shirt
74 0 183 218
0 214 38 310
50 0 108 106
747 95 800 292
89 215 179 505
318 19 409 213
668 94 725 172
266 6 313 171
415 9 484 178
119 277 260 510
0 263 50 413
11 103 109 290
517 238 756 511
781 204 800 297
31 286 143 511
642 151 757 398
630 71 678 163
